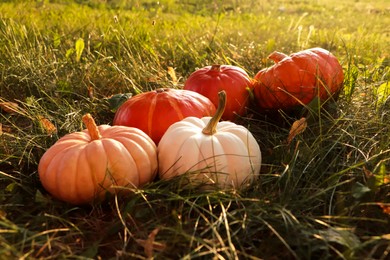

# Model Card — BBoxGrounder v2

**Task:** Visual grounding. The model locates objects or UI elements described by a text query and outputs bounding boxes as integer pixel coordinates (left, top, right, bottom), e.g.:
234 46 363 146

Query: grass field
0 0 389 259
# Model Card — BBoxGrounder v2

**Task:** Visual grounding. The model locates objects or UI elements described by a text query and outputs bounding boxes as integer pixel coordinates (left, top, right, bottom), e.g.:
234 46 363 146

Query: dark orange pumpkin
113 88 216 144
184 65 252 121
253 47 344 110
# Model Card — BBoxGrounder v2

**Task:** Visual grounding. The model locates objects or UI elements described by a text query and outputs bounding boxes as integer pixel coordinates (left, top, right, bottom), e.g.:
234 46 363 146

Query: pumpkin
113 88 216 144
38 113 158 205
184 64 252 121
253 47 344 110
158 91 261 189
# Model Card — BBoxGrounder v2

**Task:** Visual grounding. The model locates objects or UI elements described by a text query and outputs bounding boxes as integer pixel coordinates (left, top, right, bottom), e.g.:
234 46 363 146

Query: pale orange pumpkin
38 114 158 205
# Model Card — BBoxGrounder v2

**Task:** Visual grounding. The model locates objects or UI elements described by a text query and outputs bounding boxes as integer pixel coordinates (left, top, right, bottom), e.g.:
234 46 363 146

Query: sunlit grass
0 0 389 258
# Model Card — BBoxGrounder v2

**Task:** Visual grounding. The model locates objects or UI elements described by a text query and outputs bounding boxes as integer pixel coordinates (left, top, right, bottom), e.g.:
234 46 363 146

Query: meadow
0 0 389 259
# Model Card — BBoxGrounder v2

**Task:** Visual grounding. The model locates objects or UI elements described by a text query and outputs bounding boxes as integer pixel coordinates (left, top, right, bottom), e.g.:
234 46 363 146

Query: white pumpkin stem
82 113 102 140
202 90 226 135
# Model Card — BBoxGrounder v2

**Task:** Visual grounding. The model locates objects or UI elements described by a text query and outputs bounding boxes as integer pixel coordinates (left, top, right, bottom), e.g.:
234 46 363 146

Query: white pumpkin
157 91 261 189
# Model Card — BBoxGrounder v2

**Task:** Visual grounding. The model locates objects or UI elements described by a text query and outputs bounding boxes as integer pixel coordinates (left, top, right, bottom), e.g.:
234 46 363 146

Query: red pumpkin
184 64 252 121
113 88 216 144
253 47 344 110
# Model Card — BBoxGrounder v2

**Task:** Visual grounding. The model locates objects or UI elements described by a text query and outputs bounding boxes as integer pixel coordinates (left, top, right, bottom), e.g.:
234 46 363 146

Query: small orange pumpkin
38 114 158 205
253 47 344 110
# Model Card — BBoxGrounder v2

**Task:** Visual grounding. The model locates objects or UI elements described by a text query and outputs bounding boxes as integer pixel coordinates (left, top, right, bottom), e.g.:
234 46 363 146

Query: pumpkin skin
184 64 252 121
253 47 344 110
113 88 216 144
38 114 158 205
158 91 261 189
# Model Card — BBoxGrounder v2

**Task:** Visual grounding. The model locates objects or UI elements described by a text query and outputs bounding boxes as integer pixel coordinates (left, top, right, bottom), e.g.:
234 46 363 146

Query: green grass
1 0 389 259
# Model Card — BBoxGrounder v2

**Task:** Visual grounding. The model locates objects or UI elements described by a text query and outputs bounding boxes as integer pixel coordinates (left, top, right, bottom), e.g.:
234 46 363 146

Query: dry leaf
88 85 94 99
0 124 12 134
287 117 307 145
363 166 374 179
0 101 19 114
378 203 390 215
147 76 159 83
381 234 390 240
38 116 57 135
0 209 7 218
136 228 166 258
167 67 177 84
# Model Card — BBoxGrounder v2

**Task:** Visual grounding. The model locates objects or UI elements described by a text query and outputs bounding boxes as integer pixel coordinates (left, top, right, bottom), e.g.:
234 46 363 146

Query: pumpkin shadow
237 94 342 163
245 92 341 129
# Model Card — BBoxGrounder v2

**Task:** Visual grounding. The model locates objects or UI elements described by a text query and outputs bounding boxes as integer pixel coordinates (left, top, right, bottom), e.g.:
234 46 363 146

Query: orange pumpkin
38 114 158 205
253 47 344 110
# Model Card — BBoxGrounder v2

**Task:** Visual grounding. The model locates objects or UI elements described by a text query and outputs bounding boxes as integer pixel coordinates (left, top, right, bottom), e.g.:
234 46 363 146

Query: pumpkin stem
210 64 222 72
202 90 226 135
268 51 288 63
82 113 102 140
155 88 168 93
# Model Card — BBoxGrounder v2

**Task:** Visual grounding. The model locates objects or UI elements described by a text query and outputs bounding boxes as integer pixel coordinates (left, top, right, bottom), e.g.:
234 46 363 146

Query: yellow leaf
75 38 85 62
167 67 177 84
375 81 390 109
38 116 57 135
287 117 307 145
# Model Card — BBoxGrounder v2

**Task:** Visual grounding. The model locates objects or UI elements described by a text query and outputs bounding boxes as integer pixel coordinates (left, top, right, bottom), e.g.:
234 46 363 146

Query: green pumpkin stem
82 113 102 140
202 90 226 135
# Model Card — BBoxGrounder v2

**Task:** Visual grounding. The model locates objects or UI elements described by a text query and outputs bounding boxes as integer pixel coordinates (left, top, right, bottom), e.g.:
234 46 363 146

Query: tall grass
0 0 389 259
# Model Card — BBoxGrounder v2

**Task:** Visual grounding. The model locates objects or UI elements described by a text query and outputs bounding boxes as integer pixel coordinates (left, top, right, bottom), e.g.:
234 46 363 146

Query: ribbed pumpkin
38 114 158 205
113 88 216 144
253 47 344 110
158 91 261 189
184 64 252 121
